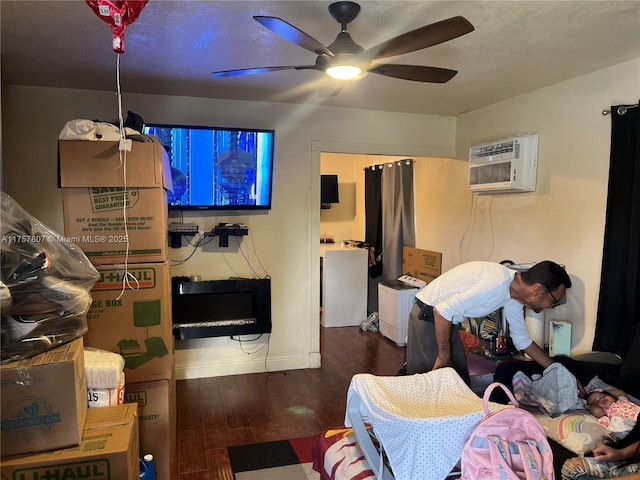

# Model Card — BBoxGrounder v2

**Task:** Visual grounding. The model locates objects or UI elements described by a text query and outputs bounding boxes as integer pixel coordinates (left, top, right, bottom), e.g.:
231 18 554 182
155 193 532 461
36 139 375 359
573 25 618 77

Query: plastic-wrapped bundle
85 347 126 408
0 192 99 363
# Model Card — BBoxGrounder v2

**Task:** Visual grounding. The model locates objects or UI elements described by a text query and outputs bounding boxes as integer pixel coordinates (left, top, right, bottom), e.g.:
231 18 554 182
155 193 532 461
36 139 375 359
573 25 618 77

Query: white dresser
320 245 368 327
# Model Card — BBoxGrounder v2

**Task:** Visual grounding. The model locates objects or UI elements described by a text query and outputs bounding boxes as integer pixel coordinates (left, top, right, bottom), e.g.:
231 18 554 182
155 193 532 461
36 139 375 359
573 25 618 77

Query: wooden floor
176 326 406 479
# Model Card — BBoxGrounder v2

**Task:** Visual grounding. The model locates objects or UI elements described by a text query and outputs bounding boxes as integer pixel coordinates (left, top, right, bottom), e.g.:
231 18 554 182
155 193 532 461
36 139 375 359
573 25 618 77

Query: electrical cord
114 52 139 299
230 333 272 373
234 236 260 278
247 231 271 278
226 231 271 280
170 234 216 265
458 193 478 263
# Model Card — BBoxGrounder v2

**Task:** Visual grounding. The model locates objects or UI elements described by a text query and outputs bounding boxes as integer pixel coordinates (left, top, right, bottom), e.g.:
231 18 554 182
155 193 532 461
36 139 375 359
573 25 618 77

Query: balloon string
115 52 138 300
117 53 125 140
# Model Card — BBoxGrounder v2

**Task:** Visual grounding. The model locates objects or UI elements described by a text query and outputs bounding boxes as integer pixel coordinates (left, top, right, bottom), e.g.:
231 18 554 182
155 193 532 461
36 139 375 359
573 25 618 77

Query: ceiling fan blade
364 16 474 60
368 64 458 83
211 65 320 78
254 16 334 57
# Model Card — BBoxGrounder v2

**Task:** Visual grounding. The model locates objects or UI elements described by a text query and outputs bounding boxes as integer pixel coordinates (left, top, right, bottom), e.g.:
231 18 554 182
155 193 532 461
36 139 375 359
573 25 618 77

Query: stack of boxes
0 338 140 478
58 139 177 480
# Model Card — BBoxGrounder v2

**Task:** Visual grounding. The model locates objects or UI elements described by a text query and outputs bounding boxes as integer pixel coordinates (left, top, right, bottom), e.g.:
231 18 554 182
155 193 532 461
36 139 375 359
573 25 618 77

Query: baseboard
175 354 319 380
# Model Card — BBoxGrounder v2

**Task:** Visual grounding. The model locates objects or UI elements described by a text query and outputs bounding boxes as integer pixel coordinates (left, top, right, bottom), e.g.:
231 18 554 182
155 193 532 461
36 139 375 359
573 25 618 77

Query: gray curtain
381 159 416 282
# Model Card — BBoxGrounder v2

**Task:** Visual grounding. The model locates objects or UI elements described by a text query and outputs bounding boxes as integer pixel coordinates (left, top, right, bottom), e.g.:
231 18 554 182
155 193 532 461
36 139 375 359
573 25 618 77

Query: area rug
227 436 320 480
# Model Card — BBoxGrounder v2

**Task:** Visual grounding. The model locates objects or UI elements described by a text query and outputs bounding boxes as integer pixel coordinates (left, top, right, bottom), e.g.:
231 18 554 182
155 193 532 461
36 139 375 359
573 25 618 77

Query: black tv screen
321 174 339 204
143 124 275 210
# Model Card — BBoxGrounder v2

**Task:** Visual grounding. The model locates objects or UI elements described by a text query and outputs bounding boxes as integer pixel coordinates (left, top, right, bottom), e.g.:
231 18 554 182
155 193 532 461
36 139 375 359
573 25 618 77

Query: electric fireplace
171 277 271 340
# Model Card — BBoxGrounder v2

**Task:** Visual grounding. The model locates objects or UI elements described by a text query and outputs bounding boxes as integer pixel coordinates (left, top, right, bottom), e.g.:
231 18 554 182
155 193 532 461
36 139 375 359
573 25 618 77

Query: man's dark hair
521 260 572 290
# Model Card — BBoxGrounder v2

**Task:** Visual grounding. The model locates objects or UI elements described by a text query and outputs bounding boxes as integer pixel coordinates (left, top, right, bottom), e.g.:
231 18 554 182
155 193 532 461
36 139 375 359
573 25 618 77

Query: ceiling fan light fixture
212 4 475 88
326 64 362 80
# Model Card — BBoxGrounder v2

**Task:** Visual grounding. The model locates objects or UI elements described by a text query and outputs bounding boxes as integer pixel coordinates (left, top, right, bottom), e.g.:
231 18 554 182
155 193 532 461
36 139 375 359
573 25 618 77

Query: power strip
168 222 199 233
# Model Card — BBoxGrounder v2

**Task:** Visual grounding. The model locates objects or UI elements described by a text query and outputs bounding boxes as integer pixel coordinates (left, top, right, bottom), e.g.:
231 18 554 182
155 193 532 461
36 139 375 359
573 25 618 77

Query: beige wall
1 86 455 379
455 58 640 354
319 153 413 243
320 154 360 243
320 57 640 356
3 57 638 375
320 152 469 310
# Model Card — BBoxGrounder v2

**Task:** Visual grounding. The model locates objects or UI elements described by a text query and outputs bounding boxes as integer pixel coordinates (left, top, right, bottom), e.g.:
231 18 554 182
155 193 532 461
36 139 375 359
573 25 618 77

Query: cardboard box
402 247 442 284
59 140 172 189
124 376 176 480
1 403 139 480
61 188 169 265
59 139 172 265
84 262 175 383
0 337 87 457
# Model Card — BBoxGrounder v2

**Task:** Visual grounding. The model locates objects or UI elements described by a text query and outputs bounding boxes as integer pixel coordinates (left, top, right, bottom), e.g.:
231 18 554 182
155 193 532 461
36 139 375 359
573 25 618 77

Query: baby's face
588 391 616 409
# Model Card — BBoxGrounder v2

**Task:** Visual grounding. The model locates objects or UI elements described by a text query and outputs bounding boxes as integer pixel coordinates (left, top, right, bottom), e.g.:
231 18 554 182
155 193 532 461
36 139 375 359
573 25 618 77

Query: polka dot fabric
346 368 508 480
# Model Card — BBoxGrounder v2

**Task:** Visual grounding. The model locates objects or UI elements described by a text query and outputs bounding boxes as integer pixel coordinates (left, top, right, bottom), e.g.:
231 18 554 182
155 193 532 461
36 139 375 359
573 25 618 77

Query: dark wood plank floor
176 326 406 479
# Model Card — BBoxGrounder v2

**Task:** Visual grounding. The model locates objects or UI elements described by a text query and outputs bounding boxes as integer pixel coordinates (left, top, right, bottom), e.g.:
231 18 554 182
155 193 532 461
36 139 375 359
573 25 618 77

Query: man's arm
522 341 554 369
522 342 587 397
592 441 640 462
432 307 453 370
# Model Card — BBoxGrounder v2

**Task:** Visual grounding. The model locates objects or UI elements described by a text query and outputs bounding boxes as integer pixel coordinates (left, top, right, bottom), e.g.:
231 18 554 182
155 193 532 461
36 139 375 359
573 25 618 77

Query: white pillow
530 376 638 456
532 409 614 455
585 376 640 405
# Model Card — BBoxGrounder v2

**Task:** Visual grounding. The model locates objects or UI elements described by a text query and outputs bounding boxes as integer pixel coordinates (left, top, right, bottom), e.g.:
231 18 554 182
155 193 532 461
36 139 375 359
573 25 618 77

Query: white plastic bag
58 119 139 141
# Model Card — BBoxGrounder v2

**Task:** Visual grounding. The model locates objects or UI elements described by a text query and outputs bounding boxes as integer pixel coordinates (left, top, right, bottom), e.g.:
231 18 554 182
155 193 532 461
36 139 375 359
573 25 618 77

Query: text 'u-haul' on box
125 376 176 480
84 262 175 384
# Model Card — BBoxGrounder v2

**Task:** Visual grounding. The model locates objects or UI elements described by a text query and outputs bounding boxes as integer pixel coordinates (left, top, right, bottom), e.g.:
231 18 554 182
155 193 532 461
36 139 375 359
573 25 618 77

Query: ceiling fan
211 1 474 85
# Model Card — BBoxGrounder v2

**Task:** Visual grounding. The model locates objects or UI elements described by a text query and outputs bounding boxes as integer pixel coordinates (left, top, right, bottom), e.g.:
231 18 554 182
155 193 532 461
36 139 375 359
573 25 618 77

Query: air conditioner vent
471 140 519 159
468 134 538 194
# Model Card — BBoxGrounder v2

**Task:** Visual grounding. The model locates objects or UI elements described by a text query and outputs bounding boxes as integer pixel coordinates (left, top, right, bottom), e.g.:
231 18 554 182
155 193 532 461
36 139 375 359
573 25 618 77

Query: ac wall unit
468 134 539 194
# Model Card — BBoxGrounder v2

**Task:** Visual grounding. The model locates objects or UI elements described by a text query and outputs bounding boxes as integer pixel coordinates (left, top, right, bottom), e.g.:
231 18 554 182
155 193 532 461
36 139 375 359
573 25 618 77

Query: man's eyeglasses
544 286 561 308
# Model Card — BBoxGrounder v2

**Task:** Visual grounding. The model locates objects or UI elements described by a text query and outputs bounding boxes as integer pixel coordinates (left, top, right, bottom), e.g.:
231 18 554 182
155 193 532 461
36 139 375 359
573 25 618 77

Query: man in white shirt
406 260 571 384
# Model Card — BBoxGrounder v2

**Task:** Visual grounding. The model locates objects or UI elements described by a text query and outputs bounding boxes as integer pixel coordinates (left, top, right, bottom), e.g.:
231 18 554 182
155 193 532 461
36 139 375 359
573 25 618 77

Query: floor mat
227 437 319 480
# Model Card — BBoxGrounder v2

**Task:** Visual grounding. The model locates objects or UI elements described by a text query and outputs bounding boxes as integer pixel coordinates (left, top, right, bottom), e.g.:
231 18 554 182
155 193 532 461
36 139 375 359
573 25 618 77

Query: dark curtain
364 166 383 277
617 322 640 398
593 103 640 360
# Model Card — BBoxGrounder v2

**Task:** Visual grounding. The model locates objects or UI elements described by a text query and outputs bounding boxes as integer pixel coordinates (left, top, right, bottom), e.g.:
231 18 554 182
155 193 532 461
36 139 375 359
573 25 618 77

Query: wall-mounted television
143 124 275 210
321 174 339 209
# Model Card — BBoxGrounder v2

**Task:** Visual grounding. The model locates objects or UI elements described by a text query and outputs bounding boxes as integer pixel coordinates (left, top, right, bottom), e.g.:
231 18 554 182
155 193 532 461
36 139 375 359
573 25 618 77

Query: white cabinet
320 245 368 327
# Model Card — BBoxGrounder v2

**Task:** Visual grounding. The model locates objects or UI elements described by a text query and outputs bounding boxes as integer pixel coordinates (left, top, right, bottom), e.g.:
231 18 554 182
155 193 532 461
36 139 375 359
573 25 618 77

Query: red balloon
86 0 148 53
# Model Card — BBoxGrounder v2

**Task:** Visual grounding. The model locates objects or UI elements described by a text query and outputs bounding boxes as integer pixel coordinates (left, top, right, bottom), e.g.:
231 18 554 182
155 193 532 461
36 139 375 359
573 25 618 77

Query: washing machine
378 276 426 346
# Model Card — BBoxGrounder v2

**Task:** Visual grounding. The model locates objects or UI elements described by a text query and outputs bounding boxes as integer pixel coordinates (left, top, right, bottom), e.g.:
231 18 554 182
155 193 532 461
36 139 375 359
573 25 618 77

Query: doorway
312 140 453 356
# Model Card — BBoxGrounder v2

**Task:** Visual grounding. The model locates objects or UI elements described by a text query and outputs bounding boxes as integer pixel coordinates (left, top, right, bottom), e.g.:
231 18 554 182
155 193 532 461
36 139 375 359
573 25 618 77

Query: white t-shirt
415 261 533 351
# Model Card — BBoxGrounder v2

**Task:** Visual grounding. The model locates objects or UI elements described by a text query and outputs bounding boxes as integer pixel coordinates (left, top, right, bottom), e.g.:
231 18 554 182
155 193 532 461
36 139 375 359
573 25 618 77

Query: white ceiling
2 1 639 116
